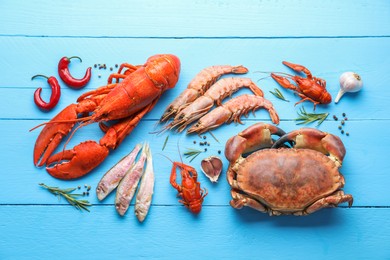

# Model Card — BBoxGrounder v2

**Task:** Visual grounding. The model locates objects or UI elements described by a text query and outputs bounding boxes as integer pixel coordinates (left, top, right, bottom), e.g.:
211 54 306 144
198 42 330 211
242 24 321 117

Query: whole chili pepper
32 75 61 111
58 56 91 89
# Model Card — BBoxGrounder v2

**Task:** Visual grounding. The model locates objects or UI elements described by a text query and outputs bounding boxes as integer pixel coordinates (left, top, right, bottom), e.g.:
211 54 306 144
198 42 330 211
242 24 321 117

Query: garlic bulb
335 72 363 103
201 156 223 183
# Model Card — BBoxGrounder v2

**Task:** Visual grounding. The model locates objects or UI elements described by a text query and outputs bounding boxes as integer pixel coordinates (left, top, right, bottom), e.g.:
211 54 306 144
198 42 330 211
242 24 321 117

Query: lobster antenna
176 135 184 165
61 119 94 153
149 123 170 136
257 75 272 82
157 153 174 164
29 116 93 132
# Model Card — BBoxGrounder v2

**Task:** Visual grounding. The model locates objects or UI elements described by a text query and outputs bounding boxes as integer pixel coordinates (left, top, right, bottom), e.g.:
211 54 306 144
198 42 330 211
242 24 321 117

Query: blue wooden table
1 1 389 259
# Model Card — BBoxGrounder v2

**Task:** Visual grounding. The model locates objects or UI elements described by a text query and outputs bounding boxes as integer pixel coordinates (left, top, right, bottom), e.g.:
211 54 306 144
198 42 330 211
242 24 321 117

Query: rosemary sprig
295 107 329 126
162 135 169 151
39 183 92 212
269 88 289 102
183 148 203 162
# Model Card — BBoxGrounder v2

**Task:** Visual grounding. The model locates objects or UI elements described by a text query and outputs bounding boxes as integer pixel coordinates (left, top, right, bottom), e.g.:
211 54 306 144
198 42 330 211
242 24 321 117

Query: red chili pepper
32 75 61 111
58 56 91 89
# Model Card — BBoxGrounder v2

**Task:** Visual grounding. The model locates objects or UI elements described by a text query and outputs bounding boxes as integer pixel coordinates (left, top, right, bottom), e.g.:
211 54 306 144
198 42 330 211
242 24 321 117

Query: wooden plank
1 0 389 37
0 37 388 120
2 119 388 206
0 206 389 259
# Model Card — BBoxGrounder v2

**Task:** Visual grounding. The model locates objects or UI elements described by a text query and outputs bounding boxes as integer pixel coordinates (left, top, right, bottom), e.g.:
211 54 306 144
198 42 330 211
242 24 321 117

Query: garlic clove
201 156 223 183
335 72 363 103
334 89 346 104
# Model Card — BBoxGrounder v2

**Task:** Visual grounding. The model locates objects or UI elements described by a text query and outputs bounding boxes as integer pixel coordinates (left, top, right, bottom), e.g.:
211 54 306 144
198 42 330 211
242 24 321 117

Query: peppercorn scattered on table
1 0 389 258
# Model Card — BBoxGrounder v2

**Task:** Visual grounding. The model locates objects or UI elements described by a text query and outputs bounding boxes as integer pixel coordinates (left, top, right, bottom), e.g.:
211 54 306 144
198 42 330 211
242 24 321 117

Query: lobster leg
108 63 141 83
77 83 118 102
294 92 321 109
117 63 141 74
46 99 159 179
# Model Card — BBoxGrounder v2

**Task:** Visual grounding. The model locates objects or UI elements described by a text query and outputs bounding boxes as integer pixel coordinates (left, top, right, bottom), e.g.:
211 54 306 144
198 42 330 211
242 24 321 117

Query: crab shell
225 123 353 216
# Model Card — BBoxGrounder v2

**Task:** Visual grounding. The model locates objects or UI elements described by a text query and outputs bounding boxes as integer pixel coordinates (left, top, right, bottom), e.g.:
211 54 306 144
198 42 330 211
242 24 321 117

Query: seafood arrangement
32 54 356 221
225 123 353 216
97 143 154 221
270 61 332 109
162 65 279 134
32 54 180 180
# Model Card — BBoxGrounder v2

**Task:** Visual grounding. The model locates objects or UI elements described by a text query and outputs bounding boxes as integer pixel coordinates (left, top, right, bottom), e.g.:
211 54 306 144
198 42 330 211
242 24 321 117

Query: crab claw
46 141 109 180
225 123 286 163
272 128 346 165
33 104 79 167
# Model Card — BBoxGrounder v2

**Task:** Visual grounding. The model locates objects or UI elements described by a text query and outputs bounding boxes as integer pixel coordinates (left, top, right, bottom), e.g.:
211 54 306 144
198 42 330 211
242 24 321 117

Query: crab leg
302 190 353 215
230 189 268 213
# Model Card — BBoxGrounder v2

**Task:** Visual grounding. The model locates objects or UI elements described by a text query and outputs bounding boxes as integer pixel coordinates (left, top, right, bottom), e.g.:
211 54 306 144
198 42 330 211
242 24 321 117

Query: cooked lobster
32 54 180 180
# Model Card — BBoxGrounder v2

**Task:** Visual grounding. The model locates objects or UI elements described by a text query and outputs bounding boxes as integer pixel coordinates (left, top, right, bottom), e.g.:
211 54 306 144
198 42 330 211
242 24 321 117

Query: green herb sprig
183 148 203 162
162 135 169 151
295 107 329 126
269 88 289 102
39 183 91 212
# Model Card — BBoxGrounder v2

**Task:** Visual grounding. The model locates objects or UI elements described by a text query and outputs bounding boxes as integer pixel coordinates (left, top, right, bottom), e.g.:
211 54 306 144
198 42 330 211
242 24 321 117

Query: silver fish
135 144 154 222
96 144 142 201
115 143 148 216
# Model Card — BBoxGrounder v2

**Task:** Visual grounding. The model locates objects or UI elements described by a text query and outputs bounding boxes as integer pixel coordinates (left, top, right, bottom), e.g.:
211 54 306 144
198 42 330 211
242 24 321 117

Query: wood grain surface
0 0 389 259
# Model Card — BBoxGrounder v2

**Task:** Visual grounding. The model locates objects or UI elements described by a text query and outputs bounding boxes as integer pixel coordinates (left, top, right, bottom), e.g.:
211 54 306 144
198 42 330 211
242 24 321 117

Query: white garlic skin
201 156 223 183
335 72 363 103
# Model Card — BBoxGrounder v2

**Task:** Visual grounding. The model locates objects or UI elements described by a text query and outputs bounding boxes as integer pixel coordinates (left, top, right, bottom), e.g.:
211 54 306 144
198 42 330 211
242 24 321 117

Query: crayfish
170 162 208 214
270 61 332 109
32 54 180 180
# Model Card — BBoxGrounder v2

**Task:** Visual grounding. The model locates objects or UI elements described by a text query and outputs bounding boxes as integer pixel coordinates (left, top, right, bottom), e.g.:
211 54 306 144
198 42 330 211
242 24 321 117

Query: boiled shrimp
187 94 280 134
170 77 264 132
160 65 248 122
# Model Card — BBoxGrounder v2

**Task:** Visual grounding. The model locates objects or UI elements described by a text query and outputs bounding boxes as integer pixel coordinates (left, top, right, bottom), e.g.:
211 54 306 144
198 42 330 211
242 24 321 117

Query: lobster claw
46 141 109 180
33 104 79 167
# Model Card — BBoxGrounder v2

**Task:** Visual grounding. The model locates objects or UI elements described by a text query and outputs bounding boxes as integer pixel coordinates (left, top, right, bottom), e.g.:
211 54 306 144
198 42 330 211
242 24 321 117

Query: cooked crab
225 123 353 216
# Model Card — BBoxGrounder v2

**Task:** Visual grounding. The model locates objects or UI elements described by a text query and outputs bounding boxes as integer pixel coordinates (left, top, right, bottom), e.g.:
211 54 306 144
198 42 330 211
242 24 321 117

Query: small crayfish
270 61 331 109
170 162 208 214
